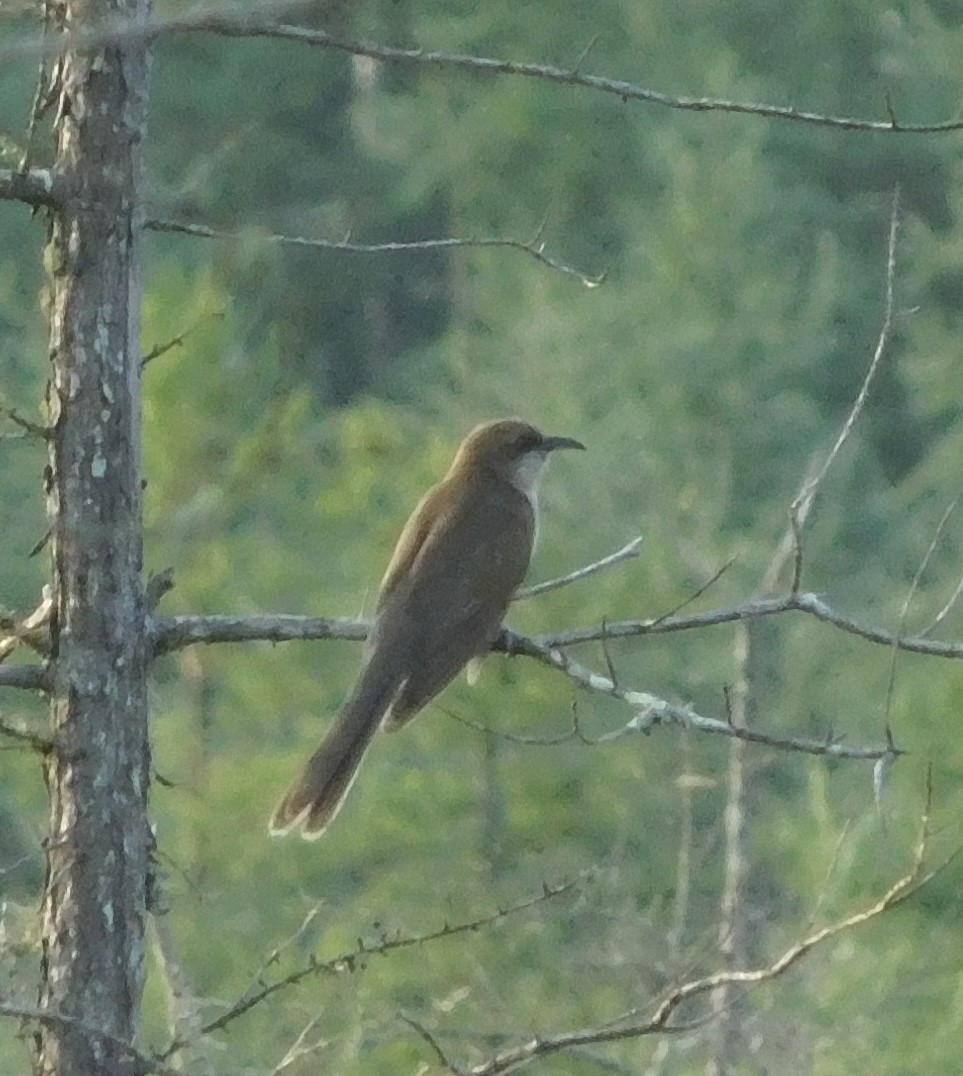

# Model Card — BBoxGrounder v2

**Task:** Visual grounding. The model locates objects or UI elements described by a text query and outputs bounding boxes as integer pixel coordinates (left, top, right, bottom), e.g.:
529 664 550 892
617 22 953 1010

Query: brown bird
270 418 585 838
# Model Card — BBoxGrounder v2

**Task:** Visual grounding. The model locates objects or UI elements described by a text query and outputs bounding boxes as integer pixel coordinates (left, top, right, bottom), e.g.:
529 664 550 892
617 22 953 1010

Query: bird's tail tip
269 775 354 840
268 708 376 840
268 795 331 840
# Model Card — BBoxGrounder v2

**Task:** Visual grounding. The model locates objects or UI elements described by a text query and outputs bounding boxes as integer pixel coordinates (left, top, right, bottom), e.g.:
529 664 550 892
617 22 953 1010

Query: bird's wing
376 482 449 610
378 476 535 728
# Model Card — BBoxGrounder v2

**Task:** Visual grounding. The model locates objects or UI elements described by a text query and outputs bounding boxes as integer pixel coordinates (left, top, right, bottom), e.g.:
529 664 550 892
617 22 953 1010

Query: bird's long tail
269 667 400 839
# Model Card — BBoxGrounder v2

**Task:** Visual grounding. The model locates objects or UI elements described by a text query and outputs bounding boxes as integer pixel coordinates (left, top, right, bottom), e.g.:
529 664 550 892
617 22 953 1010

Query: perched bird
270 418 585 838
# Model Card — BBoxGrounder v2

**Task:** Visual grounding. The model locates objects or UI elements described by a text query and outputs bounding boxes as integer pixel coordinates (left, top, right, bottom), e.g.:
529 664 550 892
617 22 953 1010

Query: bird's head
451 418 585 495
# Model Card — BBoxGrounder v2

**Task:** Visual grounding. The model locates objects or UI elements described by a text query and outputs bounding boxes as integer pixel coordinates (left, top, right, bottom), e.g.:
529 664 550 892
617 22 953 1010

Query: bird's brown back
358 463 535 727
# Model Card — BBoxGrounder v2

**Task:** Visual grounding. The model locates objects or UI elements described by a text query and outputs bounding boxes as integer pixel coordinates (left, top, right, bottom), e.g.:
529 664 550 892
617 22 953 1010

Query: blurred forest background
2 0 963 1072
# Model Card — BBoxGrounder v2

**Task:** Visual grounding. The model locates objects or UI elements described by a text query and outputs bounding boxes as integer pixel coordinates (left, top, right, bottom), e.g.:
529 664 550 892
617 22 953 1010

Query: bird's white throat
510 449 550 502
510 450 550 549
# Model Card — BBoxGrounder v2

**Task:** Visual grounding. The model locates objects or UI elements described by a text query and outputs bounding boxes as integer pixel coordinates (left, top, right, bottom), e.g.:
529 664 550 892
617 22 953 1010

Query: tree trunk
36 1 153 1072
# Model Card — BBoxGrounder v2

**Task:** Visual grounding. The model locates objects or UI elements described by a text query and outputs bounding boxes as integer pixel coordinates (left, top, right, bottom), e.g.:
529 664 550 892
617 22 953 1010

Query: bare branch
446 812 952 1074
0 717 51 752
533 591 963 659
190 17 963 135
271 1013 328 1074
923 570 963 637
500 630 896 762
1 2 960 134
142 309 228 367
159 876 583 1059
149 910 216 1076
885 491 962 721
789 190 900 591
647 557 735 627
0 1000 174 1076
514 536 643 600
150 585 963 793
441 703 590 748
153 610 896 760
145 218 605 287
145 568 176 613
0 588 53 663
0 401 52 440
0 166 60 207
0 664 50 691
151 613 368 656
400 1013 457 1071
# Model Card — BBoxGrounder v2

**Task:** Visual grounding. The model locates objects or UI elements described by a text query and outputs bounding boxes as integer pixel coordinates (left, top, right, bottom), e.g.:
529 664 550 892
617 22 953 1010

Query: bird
269 417 585 838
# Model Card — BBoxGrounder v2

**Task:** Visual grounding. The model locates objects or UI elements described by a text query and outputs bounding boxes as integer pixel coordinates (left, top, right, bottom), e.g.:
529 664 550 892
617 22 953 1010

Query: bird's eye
514 431 541 453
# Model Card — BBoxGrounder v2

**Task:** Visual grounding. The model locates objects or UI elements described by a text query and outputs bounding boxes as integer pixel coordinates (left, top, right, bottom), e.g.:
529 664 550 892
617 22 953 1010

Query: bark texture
37 1 153 1072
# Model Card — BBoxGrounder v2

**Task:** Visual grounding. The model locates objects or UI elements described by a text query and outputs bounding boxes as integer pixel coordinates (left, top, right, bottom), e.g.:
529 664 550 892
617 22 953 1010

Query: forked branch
432 776 952 1074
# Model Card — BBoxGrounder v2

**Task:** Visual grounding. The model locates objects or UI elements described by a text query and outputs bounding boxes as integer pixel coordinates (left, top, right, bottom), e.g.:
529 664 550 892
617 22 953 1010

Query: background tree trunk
36 2 153 1072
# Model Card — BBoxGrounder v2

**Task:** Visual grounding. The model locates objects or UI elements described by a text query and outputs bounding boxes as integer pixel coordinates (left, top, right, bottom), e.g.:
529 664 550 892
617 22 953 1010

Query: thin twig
400 1013 456 1071
500 630 898 763
0 718 51 752
808 819 852 927
514 536 643 600
0 402 51 439
598 618 620 694
2 3 961 133
441 705 588 747
532 591 963 658
159 877 583 1059
789 190 900 591
778 451 820 596
923 570 963 637
0 850 39 877
141 309 228 367
149 908 216 1076
0 1001 174 1076
450 786 952 1074
647 557 735 627
271 1013 327 1074
0 588 52 663
146 218 605 288
884 492 962 722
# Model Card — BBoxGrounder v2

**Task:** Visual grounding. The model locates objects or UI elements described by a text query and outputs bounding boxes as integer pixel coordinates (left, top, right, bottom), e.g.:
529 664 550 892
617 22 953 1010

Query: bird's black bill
542 435 586 453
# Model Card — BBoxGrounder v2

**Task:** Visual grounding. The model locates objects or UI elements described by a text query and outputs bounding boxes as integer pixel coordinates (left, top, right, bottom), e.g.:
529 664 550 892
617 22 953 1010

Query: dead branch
0 166 60 206
142 309 228 367
514 536 643 600
271 1013 328 1073
0 664 50 691
149 910 216 1076
0 717 51 752
145 218 604 288
189 17 963 135
1 3 962 135
153 590 963 663
0 401 52 440
499 630 897 762
0 588 53 663
789 191 899 591
158 875 584 1061
533 591 963 658
151 613 368 656
440 785 952 1075
0 1000 174 1076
